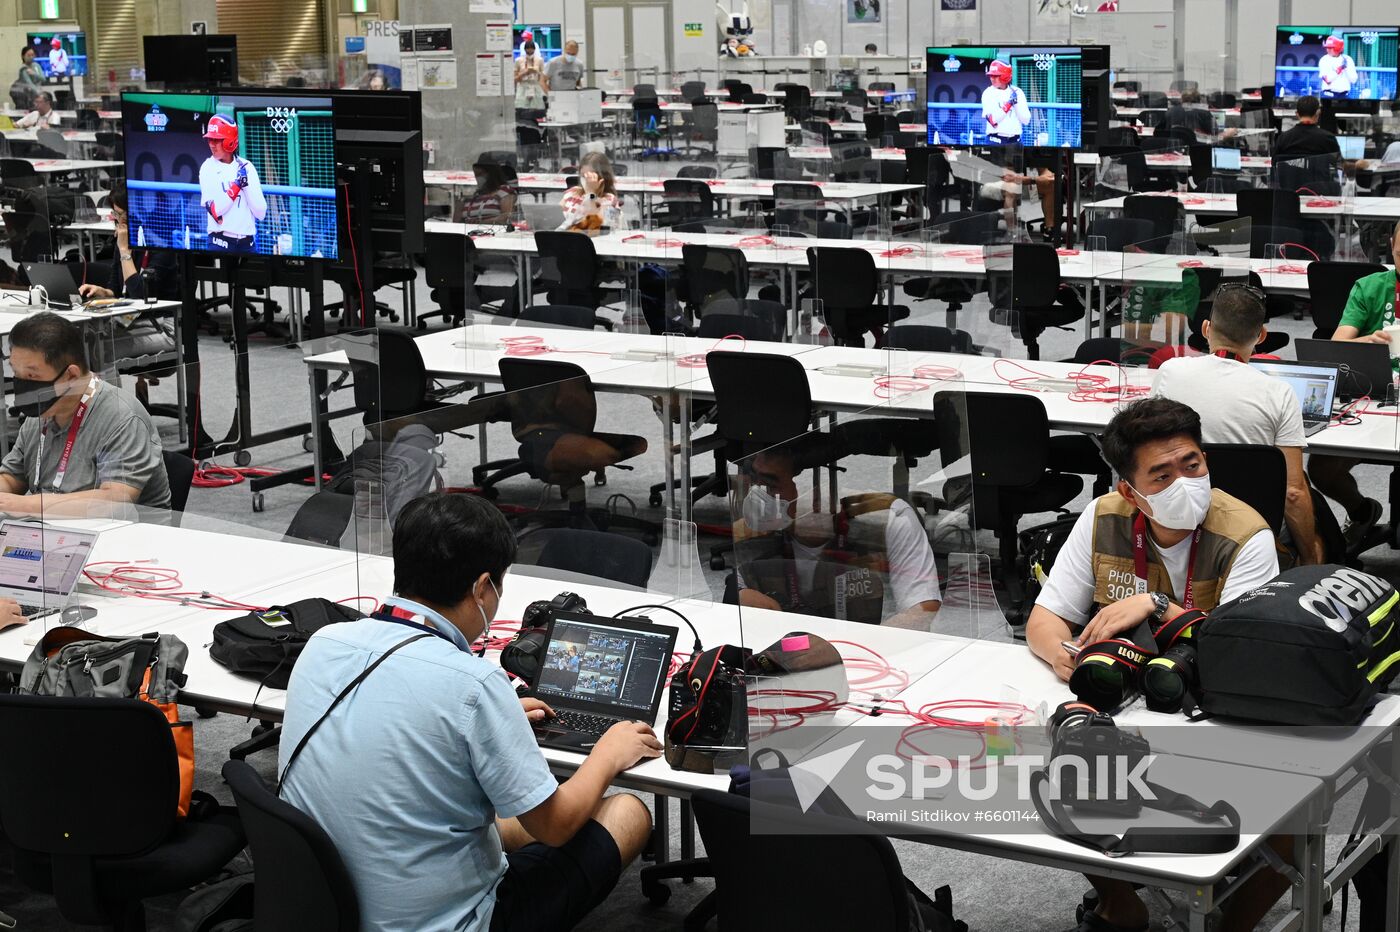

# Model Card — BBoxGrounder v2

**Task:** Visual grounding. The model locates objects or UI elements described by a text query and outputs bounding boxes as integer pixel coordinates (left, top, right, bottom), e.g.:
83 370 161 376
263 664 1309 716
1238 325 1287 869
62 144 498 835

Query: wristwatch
119 252 133 262
1147 591 1171 622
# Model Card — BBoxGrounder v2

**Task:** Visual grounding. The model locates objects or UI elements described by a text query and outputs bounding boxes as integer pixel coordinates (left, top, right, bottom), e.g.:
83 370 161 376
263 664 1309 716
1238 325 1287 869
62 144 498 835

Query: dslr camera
1046 701 1153 815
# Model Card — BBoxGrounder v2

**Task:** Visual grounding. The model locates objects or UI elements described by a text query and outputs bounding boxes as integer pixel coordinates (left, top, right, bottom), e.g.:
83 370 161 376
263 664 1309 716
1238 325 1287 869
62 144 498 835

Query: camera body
503 592 591 683
1047 702 1152 815
521 591 589 630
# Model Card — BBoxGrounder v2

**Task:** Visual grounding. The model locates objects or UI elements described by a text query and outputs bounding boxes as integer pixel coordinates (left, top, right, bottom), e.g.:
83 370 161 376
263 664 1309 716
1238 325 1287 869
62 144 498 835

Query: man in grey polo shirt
544 40 585 92
0 312 170 515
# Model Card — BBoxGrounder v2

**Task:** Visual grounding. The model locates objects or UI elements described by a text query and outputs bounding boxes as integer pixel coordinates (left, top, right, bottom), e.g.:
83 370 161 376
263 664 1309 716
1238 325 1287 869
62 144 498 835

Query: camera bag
1195 565 1400 725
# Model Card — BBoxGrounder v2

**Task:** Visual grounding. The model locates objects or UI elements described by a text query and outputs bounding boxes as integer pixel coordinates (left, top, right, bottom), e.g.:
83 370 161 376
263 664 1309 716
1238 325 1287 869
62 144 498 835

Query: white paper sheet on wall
420 56 458 89
485 22 512 52
475 54 503 96
469 0 512 14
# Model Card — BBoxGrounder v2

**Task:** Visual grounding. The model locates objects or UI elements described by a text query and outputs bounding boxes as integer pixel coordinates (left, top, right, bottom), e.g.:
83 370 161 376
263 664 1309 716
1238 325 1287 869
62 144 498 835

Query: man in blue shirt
279 493 660 931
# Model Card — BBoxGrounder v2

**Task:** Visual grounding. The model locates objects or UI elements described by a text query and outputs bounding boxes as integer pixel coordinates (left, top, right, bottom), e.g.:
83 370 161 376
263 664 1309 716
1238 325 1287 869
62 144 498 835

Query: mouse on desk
61 605 98 625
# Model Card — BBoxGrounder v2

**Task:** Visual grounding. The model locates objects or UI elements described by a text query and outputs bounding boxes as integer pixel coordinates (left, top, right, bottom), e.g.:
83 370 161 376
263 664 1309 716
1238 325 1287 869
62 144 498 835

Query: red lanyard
1132 511 1202 610
49 379 97 491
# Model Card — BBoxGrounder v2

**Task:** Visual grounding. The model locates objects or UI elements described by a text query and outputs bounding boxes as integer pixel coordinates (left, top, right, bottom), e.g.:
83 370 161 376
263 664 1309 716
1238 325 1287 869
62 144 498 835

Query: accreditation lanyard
48 377 98 492
781 512 849 612
1132 511 1202 611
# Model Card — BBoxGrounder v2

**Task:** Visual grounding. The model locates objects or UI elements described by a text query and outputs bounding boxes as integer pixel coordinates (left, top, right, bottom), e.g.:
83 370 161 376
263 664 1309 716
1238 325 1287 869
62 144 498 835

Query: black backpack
210 599 364 689
1195 565 1400 725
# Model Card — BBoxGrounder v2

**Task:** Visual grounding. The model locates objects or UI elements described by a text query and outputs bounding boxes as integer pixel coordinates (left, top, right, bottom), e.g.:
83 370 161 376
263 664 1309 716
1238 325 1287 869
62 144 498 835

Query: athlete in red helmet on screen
1318 34 1358 98
46 36 69 76
198 114 266 253
981 58 1031 145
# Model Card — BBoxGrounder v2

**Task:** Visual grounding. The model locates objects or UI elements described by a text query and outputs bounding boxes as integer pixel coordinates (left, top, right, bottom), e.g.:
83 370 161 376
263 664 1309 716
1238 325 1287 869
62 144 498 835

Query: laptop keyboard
551 709 618 738
20 603 56 618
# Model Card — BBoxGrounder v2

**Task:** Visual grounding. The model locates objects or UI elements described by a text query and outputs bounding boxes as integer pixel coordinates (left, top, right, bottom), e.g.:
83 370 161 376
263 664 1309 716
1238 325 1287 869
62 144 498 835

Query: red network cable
992 358 1150 404
82 560 267 612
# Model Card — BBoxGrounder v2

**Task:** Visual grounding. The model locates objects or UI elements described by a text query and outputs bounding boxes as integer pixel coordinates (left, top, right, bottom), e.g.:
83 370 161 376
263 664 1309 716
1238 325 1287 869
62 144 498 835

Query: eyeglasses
1214 281 1266 303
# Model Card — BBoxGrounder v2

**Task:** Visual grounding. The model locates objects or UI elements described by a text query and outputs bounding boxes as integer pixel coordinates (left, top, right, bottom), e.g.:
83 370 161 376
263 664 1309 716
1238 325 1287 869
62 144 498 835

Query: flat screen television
121 90 340 260
26 31 86 78
513 24 564 61
1274 26 1398 101
926 45 1085 148
143 35 239 87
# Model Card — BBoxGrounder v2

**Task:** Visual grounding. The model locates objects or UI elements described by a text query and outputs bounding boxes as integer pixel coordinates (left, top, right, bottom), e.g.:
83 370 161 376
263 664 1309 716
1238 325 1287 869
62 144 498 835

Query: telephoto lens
1140 642 1198 713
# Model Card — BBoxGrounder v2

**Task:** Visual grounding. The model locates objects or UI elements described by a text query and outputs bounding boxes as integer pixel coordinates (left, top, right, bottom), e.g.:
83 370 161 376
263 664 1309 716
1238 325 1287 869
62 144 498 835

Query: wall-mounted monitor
143 35 239 87
513 24 564 60
121 90 340 260
926 45 1085 149
1274 26 1398 101
26 31 86 78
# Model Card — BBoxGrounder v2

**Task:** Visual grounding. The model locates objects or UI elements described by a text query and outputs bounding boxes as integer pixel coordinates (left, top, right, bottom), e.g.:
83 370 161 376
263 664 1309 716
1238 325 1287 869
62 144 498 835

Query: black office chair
677 101 719 159
680 80 707 103
884 324 974 354
519 302 611 331
900 210 999 325
935 391 1082 621
678 163 718 179
1308 261 1385 339
1185 294 1291 356
659 178 717 227
682 243 749 315
163 450 195 521
772 182 846 231
1123 194 1184 247
514 124 546 171
632 99 674 159
534 528 654 588
1236 187 1301 227
350 330 471 438
641 788 949 932
223 760 359 932
534 231 620 309
0 695 246 931
1116 149 1175 193
806 245 911 347
491 358 656 539
696 305 784 342
1199 444 1286 537
986 242 1084 360
1249 224 1307 260
1158 125 1197 149
1087 217 1155 253
0 157 41 190
418 233 499 329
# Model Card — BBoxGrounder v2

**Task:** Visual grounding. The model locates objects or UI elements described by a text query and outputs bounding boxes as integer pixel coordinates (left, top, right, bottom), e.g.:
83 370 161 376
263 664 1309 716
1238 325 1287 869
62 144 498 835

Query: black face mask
12 375 61 419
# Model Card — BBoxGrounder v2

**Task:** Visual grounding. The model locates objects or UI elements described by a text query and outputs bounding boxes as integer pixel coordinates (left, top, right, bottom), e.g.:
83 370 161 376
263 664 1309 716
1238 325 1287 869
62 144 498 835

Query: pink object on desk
780 635 811 652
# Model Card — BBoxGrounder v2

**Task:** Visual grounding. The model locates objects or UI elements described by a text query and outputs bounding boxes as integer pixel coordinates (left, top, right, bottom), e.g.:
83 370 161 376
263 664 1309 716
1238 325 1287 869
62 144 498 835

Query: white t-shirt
17 109 58 129
1035 497 1280 627
981 85 1031 139
737 499 941 615
1318 53 1358 95
199 156 267 238
1151 354 1307 449
48 48 68 75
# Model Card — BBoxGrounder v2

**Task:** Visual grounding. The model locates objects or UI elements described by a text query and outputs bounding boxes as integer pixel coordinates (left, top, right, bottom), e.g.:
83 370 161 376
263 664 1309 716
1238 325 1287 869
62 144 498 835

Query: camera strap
1029 769 1241 857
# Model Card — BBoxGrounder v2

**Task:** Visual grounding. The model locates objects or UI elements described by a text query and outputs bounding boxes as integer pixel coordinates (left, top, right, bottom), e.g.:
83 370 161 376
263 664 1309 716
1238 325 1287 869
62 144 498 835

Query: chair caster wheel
234 449 252 467
641 879 671 906
417 319 428 331
251 492 264 513
709 555 726 570
302 434 314 453
648 492 663 508
479 485 499 500
594 471 607 486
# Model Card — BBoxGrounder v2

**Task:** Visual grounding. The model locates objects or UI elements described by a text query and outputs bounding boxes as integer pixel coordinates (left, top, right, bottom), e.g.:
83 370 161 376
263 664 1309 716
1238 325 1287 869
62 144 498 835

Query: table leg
476 384 490 470
1387 736 1400 932
679 390 693 528
1295 825 1325 931
1099 281 1110 339
173 301 187 446
308 365 324 490
679 798 695 864
652 794 670 862
662 389 677 517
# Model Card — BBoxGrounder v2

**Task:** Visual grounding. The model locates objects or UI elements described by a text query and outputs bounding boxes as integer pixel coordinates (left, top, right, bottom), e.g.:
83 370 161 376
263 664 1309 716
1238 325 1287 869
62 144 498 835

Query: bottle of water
340 478 391 556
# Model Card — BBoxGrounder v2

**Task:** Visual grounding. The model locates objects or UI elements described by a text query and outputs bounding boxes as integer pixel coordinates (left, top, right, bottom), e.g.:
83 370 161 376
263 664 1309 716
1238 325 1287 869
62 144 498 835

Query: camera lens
1141 643 1197 713
1070 658 1134 711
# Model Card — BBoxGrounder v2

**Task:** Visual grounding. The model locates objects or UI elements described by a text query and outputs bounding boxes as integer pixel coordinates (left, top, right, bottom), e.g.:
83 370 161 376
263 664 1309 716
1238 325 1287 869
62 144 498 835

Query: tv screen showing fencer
926 45 1083 148
121 91 339 260
1274 26 1399 100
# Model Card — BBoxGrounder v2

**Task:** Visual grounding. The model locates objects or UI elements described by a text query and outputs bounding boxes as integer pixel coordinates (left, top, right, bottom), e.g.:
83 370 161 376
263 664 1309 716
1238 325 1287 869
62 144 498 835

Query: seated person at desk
0 312 171 514
1307 218 1400 546
78 180 179 302
1026 397 1283 932
17 90 57 129
1161 88 1236 141
1151 284 1323 563
1274 96 1340 160
455 160 518 225
734 443 942 628
280 492 657 932
559 151 622 231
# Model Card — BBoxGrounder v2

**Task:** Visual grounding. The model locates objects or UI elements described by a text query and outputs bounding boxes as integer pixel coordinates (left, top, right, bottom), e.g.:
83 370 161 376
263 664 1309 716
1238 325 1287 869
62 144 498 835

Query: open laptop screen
0 522 97 600
1249 360 1338 420
1337 136 1365 160
534 614 675 716
1212 147 1241 170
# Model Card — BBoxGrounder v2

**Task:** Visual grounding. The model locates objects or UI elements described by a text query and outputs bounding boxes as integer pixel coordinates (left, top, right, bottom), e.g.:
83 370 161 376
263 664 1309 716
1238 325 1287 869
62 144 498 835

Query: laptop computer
1211 147 1242 171
1249 359 1340 436
1295 339 1395 403
0 521 98 626
22 262 82 309
528 610 679 751
1337 136 1366 160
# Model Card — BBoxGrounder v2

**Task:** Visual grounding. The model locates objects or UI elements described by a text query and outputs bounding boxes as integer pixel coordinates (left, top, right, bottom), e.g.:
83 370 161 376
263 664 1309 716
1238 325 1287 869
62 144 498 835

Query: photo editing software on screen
926 45 1083 148
1275 26 1399 101
535 618 672 713
122 92 339 260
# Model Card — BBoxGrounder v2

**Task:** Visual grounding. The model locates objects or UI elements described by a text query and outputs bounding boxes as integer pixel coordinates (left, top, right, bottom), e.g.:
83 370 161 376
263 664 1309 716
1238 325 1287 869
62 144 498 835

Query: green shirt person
16 46 43 88
1334 219 1400 350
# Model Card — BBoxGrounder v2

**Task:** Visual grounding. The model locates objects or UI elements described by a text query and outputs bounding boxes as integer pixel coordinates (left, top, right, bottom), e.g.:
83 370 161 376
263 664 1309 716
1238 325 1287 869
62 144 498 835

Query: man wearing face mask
279 492 659 932
1027 398 1283 932
734 444 942 628
0 312 170 516
544 40 585 93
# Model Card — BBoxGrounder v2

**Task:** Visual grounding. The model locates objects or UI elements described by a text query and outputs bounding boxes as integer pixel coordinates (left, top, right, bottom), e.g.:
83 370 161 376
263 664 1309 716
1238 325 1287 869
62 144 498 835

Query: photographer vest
738 493 896 625
1089 489 1266 612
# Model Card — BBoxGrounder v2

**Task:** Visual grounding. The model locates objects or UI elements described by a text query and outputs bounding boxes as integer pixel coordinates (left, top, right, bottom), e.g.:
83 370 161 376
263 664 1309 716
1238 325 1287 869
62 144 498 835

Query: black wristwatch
1147 591 1171 622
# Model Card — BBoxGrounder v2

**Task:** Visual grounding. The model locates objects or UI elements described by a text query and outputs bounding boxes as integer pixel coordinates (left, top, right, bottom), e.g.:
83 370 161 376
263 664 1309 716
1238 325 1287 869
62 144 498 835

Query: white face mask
1132 475 1212 531
475 577 501 646
743 485 791 533
562 53 576 63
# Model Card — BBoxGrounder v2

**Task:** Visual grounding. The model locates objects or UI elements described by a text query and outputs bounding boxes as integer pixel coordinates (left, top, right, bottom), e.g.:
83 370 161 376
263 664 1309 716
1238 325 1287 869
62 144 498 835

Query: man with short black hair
280 492 658 932
1274 94 1341 158
1152 285 1322 562
16 90 56 128
0 312 170 514
1027 397 1282 932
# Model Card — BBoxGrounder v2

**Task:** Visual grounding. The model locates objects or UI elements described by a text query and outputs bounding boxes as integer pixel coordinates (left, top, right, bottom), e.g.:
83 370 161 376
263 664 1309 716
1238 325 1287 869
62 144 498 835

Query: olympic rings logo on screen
264 106 298 134
1033 53 1056 71
1360 32 1379 46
